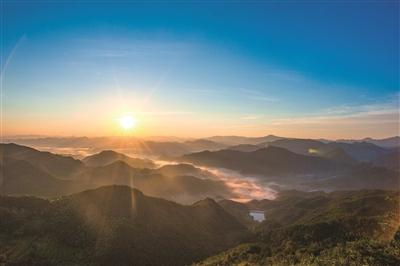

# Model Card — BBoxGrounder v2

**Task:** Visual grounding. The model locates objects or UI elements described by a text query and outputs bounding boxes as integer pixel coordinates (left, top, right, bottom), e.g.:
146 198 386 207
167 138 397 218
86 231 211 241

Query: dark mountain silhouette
339 136 400 148
363 136 400 148
206 135 283 145
179 146 348 177
326 141 389 162
372 150 400 171
183 139 228 151
268 138 389 162
226 144 262 152
77 160 234 203
319 147 358 164
156 163 212 178
0 143 84 178
0 157 72 197
143 141 191 156
77 160 144 186
2 137 217 157
0 145 234 204
0 186 249 266
308 166 400 191
178 145 399 191
218 199 255 227
2 143 397 201
83 150 155 168
268 138 326 155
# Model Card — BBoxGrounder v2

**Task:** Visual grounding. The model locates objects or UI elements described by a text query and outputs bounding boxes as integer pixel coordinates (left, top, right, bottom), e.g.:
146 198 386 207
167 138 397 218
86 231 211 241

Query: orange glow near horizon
2 92 399 140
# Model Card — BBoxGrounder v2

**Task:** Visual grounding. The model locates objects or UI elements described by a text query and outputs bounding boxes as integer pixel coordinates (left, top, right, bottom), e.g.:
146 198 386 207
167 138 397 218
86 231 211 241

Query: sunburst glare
118 115 137 130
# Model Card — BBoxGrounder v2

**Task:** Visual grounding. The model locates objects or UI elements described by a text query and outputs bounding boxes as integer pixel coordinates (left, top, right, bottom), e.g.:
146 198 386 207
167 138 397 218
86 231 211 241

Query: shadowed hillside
0 143 84 178
83 150 155 168
0 186 250 266
0 144 234 204
179 146 350 177
178 146 399 191
268 138 389 162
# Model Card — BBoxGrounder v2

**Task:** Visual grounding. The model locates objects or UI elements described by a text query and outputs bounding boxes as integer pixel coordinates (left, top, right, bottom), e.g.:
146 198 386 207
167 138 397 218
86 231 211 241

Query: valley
0 135 399 265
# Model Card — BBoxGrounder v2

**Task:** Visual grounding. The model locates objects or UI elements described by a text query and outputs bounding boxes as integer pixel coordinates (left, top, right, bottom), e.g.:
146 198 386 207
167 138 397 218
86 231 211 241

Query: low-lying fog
156 160 277 201
30 146 278 202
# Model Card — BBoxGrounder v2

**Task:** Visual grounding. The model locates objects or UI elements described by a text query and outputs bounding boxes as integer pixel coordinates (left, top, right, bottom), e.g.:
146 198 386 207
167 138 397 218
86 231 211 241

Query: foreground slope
199 190 400 265
0 186 249 266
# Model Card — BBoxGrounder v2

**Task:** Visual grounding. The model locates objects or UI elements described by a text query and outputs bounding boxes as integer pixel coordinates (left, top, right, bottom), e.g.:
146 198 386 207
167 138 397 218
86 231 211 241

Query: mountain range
177 145 399 191
83 150 156 168
338 136 400 148
0 185 249 265
1 186 398 265
4 135 398 158
0 144 233 203
1 140 399 201
179 146 350 177
0 138 399 265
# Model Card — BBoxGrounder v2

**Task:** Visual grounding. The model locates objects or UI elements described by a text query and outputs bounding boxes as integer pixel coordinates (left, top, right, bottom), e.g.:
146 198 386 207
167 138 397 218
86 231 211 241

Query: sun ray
119 115 137 130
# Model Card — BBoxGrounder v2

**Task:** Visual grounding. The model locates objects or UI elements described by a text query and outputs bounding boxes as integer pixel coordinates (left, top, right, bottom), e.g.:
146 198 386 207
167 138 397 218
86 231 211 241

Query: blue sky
1 1 399 138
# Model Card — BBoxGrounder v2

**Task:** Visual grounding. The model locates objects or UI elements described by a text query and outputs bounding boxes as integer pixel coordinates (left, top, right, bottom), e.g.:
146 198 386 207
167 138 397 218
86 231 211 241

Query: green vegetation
197 190 400 266
1 143 399 265
196 237 400 266
1 188 399 265
0 185 249 266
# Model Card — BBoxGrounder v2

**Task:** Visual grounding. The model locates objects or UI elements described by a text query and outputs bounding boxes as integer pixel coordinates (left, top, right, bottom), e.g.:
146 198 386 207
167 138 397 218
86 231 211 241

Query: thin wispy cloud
239 88 279 102
269 97 399 126
241 115 263 120
139 111 193 116
184 88 225 95
75 39 195 59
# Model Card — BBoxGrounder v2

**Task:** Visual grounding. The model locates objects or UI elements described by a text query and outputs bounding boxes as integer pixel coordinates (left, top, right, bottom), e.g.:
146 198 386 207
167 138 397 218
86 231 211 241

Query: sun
118 115 137 130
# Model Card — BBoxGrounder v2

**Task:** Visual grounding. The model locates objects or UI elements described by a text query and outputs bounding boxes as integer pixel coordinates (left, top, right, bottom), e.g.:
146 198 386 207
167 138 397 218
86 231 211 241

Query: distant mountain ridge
206 135 283 145
83 150 155 168
3 135 399 158
338 136 400 148
1 142 399 203
178 145 399 191
267 138 389 162
0 157 72 197
372 150 400 171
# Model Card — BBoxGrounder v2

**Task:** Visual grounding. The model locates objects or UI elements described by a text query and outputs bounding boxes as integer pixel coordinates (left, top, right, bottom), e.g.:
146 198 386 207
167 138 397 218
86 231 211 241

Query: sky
1 1 399 139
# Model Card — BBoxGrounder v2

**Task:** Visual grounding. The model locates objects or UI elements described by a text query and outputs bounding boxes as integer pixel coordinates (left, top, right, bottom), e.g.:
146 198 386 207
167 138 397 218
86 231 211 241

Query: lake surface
249 210 265 222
